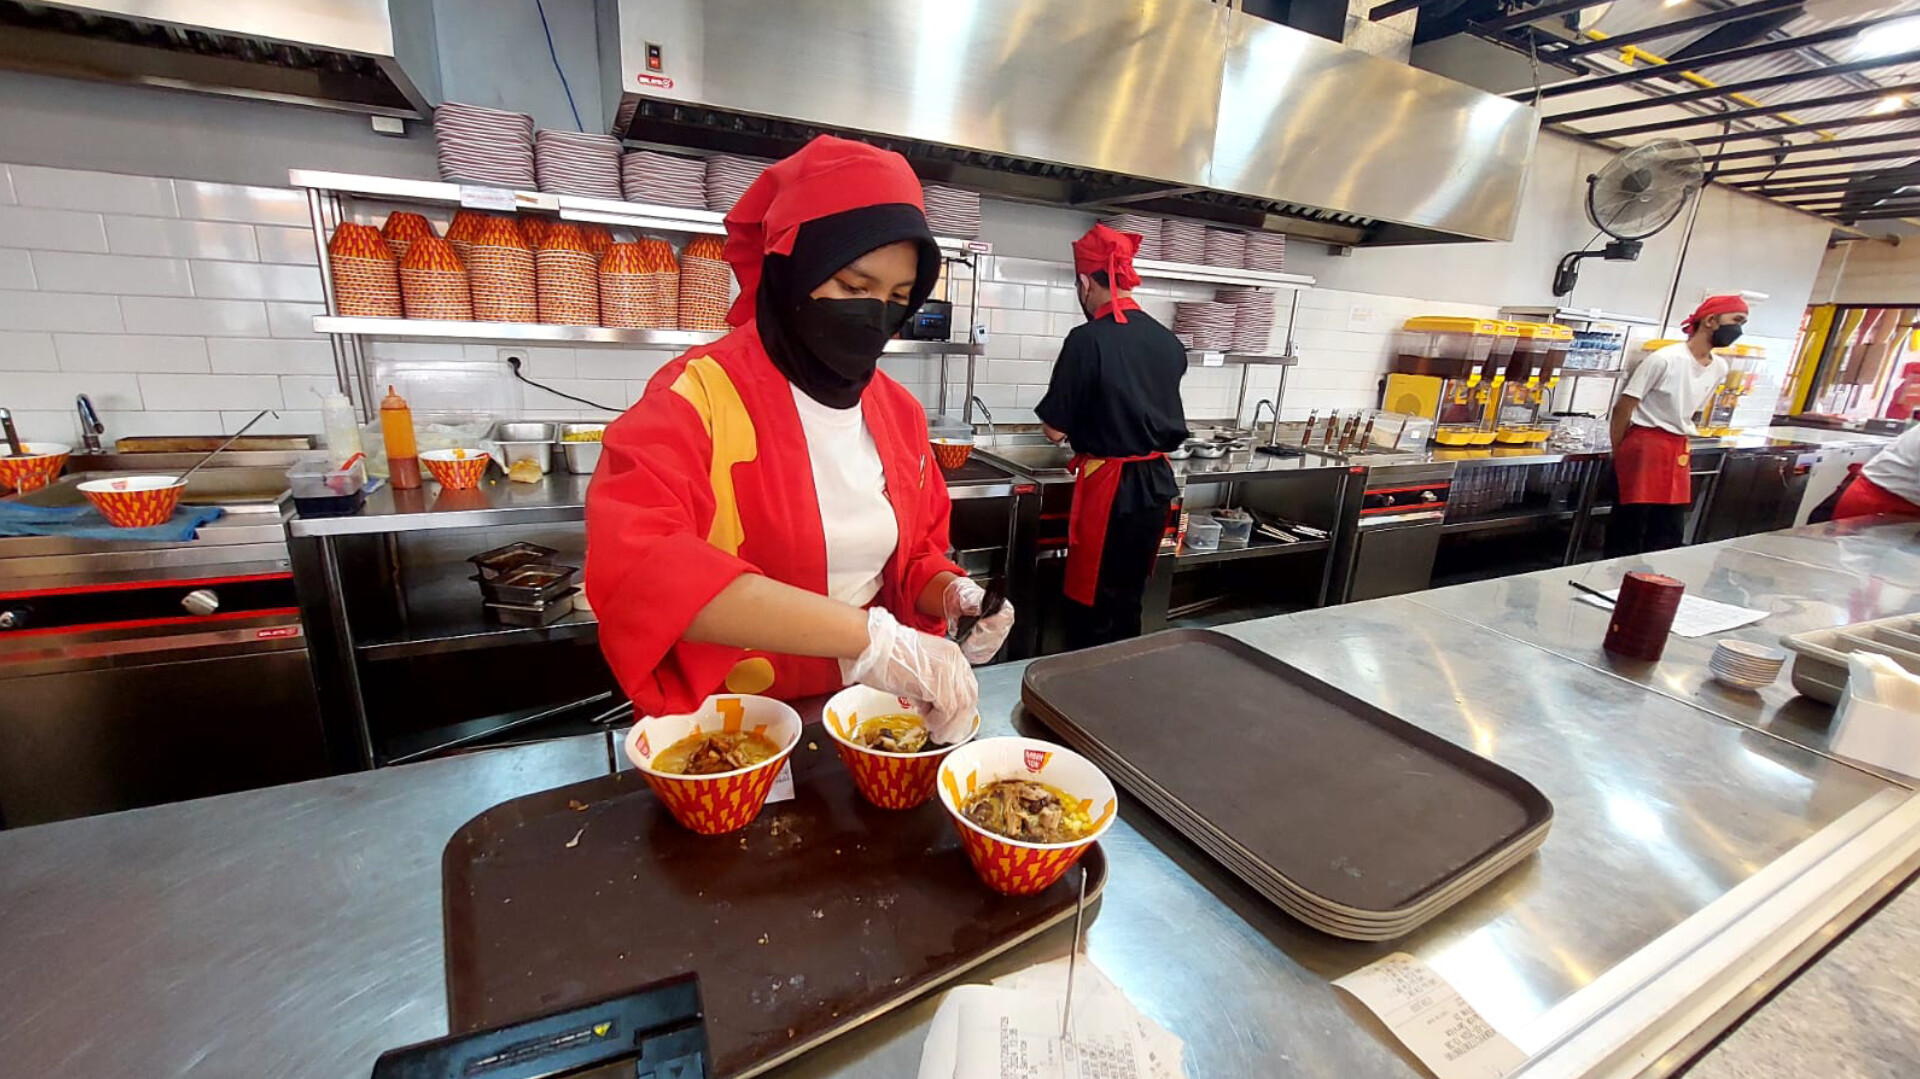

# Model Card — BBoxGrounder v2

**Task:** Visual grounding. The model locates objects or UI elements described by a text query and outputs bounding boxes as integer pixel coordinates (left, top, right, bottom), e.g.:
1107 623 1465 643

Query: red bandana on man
585 136 961 716
1070 223 1144 323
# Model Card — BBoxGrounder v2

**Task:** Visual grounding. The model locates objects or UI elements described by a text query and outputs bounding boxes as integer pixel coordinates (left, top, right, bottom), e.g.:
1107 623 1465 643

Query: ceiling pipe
1543 47 1920 123
1583 79 1920 140
1549 0 1804 60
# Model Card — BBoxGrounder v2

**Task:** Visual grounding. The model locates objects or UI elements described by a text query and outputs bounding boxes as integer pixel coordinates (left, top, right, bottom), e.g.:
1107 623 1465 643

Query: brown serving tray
1022 629 1549 922
442 737 1107 1079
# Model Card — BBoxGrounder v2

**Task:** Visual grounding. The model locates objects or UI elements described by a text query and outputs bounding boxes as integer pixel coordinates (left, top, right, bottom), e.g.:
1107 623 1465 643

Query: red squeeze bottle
380 385 422 490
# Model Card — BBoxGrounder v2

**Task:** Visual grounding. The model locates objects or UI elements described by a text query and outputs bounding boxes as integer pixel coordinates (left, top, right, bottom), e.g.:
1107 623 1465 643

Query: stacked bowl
326 223 401 318
434 103 535 188
534 130 622 199
621 150 707 208
678 234 732 330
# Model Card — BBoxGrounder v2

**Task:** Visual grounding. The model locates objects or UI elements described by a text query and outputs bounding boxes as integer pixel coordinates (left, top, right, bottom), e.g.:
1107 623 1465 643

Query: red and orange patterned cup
76 474 186 528
419 448 491 490
624 694 802 835
821 684 979 810
938 737 1117 896
0 442 70 493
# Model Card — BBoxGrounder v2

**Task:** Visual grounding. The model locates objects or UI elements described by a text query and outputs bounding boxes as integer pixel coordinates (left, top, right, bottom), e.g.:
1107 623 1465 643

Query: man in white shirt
1604 295 1747 557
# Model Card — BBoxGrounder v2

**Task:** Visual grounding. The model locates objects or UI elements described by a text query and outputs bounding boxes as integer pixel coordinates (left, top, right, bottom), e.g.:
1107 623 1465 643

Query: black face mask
1710 322 1744 347
790 297 910 381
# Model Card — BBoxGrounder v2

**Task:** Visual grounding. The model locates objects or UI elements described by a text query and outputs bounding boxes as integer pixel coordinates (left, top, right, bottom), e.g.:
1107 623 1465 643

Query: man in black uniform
1035 223 1189 649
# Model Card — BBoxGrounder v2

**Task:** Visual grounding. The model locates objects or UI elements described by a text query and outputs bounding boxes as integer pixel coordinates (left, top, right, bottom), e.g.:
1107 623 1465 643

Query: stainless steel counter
4 525 1920 1078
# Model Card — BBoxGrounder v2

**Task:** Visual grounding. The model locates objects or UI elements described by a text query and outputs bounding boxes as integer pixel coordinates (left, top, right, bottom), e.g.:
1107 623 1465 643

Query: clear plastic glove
944 576 1015 665
841 606 980 744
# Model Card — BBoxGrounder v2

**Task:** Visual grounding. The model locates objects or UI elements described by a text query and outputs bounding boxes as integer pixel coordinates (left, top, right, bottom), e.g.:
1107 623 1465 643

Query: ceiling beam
1752 179 1920 201
1548 0 1804 60
1470 0 1616 36
1824 208 1920 221
1512 10 1920 101
1687 109 1920 144
1368 0 1447 21
1582 80 1920 140
1703 133 1920 164
1543 47 1920 124
1735 167 1920 190
1713 151 1920 177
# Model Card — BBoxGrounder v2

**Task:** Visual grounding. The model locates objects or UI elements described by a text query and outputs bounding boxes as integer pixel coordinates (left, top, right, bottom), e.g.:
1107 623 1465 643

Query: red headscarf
1682 294 1749 334
721 135 928 327
1072 223 1144 323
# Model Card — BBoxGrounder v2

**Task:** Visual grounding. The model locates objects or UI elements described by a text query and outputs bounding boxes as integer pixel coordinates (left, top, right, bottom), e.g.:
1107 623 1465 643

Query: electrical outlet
498 348 528 370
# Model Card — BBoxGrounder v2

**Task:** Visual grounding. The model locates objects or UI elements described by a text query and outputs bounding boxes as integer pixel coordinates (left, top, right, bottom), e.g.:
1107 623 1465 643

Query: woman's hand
943 576 1015 664
842 607 980 742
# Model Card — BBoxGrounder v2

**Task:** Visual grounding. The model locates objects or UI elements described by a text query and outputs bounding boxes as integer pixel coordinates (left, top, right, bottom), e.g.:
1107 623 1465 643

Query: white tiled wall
0 161 334 440
12 158 1781 445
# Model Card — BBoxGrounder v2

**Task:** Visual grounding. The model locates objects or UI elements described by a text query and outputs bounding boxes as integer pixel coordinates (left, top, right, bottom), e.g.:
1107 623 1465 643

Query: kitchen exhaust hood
598 0 1537 246
0 0 439 118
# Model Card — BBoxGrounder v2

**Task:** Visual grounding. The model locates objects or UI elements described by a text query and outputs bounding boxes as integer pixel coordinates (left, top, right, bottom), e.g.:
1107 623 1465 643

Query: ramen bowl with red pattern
938 736 1116 896
624 694 802 835
419 448 491 490
76 474 186 528
0 442 70 493
822 684 979 810
930 437 974 471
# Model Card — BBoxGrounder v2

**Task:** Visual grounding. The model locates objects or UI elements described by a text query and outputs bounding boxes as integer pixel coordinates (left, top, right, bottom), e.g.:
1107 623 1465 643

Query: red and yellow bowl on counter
937 736 1116 896
419 448 491 490
0 442 70 494
623 694 802 835
76 474 186 528
821 684 979 810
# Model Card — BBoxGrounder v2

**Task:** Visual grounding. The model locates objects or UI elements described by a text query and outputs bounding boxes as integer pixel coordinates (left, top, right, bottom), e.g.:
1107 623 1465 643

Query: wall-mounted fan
1552 138 1705 297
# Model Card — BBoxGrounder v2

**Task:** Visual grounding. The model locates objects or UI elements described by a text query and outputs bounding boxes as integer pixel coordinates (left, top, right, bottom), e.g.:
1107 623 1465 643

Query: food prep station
6 517 1920 1079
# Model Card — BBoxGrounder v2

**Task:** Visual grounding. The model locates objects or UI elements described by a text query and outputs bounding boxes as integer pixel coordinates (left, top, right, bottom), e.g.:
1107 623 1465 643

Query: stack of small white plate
1162 219 1206 264
1173 301 1234 350
1710 640 1787 689
705 155 770 212
922 184 981 237
621 151 707 208
1104 213 1164 260
1204 228 1247 269
534 130 622 199
434 103 535 188
1243 231 1287 272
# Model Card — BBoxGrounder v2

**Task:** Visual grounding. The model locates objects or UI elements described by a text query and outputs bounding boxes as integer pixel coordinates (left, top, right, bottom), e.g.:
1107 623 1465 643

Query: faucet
1252 398 1278 446
75 394 104 453
968 396 996 444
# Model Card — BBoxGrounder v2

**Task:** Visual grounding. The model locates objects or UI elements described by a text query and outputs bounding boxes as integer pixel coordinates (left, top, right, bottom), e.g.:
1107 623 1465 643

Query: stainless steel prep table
5 527 1920 1078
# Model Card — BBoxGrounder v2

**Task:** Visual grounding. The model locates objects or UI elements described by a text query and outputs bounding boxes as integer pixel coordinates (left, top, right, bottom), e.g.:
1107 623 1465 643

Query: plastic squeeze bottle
319 392 364 469
380 385 422 490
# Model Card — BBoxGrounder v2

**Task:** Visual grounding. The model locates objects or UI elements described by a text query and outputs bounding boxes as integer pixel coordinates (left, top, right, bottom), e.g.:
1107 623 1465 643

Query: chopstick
1569 580 1616 607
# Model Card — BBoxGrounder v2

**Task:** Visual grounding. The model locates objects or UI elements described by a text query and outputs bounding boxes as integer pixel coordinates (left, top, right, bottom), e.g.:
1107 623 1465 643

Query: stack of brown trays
1021 629 1553 940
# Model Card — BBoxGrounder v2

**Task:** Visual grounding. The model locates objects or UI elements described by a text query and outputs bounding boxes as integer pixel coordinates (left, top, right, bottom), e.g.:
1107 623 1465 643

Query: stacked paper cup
598 243 651 329
326 223 401 318
537 223 600 326
381 211 436 264
445 210 489 264
399 236 473 321
466 216 537 323
518 215 552 250
678 234 731 331
635 238 679 328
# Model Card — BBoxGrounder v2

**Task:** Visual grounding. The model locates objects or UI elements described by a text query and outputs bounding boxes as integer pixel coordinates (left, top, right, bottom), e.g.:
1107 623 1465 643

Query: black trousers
1063 501 1169 651
1604 502 1686 558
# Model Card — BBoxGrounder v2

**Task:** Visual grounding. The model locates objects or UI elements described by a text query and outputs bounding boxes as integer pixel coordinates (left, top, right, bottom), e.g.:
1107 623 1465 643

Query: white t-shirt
1863 423 1920 506
1622 342 1727 436
791 386 898 607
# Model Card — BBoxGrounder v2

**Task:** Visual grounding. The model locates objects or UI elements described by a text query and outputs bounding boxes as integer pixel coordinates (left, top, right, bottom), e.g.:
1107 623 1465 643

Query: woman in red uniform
1605 295 1748 556
585 136 1012 739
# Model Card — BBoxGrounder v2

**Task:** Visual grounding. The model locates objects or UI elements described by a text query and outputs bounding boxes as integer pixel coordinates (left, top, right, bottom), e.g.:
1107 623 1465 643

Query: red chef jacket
585 321 962 717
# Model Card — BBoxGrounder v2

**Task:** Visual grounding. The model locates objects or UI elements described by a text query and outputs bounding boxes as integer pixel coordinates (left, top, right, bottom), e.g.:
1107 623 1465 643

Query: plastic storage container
1183 515 1222 553
489 421 556 474
286 456 367 518
1210 508 1254 548
1394 317 1505 377
1509 322 1572 377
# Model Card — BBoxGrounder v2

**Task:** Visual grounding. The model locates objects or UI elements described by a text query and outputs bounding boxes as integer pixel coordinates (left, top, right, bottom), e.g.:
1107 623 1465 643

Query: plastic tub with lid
1183 515 1222 553
1394 317 1506 377
1209 508 1254 548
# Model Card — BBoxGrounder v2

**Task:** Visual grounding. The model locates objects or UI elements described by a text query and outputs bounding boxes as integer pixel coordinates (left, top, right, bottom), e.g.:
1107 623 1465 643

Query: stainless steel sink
977 442 1076 477
17 467 292 513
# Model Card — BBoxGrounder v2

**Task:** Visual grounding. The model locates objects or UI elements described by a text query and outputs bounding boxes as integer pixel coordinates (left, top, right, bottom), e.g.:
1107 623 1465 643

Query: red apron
1834 469 1920 520
1614 425 1692 505
1064 452 1164 606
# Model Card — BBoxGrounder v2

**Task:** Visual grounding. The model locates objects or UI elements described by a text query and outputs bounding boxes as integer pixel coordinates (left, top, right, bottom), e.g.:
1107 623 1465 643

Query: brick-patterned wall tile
106 217 259 261
0 206 109 253
11 165 178 217
54 333 209 373
121 296 269 337
32 251 192 296
0 331 58 371
0 289 122 333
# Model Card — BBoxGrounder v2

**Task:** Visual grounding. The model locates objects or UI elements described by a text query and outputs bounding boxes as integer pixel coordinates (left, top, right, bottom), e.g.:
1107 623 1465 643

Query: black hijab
756 203 940 409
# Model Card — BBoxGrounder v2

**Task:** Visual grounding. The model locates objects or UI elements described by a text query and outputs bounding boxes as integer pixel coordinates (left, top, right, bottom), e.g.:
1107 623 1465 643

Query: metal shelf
311 316 982 353
355 556 600 661
289 169 975 253
1135 257 1314 291
1185 350 1299 366
1174 537 1331 567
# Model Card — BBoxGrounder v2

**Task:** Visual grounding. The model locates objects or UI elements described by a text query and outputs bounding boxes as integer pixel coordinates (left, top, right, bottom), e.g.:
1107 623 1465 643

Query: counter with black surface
5 520 1920 1078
